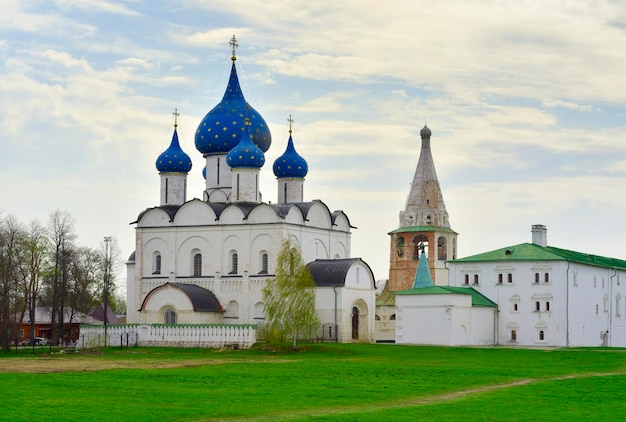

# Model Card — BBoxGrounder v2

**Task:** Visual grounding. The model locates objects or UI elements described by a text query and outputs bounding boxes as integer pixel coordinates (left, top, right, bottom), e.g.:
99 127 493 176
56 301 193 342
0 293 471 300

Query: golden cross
230 35 238 60
287 114 294 134
173 108 179 128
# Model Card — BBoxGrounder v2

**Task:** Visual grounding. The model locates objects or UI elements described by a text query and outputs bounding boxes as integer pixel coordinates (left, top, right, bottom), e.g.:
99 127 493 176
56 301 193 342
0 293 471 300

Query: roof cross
230 35 239 61
287 114 294 134
173 108 179 128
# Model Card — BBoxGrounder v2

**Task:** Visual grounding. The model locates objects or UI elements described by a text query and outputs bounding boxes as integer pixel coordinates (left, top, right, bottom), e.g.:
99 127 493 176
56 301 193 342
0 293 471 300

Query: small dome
156 128 192 173
420 124 432 139
273 134 308 178
195 61 271 155
202 166 206 179
226 122 265 169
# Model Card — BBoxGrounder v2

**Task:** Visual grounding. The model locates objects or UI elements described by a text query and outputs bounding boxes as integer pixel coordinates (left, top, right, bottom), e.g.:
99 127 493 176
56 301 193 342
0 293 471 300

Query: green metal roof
389 226 458 235
396 286 497 307
412 251 434 288
450 242 626 271
376 282 396 306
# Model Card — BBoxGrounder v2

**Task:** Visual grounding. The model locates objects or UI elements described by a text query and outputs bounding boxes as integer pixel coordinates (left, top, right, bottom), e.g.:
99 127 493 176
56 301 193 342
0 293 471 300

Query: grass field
1 343 626 421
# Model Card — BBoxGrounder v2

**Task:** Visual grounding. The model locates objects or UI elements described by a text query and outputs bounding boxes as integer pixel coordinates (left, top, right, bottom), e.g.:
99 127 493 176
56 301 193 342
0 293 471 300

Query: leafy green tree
262 240 319 349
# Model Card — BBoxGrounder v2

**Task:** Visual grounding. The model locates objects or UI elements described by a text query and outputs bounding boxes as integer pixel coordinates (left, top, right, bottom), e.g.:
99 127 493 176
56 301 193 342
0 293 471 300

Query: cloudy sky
2 0 626 287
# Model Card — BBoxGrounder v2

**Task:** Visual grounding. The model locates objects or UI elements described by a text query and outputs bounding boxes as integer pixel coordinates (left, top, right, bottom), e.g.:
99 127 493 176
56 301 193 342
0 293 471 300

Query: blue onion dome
195 59 271 155
226 119 265 169
273 133 308 178
420 124 432 139
156 127 192 173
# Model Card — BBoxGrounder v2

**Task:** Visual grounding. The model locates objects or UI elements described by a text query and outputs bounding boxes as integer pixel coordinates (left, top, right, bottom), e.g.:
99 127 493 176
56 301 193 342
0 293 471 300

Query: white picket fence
77 324 257 349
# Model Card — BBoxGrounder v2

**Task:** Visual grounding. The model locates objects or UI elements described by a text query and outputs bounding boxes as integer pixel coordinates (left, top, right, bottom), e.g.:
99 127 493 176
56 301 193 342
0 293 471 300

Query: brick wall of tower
387 231 436 291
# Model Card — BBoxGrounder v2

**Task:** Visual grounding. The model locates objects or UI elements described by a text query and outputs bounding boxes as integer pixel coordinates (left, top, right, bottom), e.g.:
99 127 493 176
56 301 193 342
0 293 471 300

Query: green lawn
1 344 625 421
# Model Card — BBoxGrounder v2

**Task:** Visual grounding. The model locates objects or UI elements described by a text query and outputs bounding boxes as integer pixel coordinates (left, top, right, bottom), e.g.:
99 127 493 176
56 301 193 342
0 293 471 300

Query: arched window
412 235 428 260
153 253 161 275
511 330 517 341
193 253 202 276
396 236 405 247
546 301 550 311
259 252 268 274
437 236 447 261
507 273 513 284
535 273 539 284
498 274 503 284
230 252 238 274
164 308 176 325
539 330 545 341
535 301 540 311
464 274 469 285
544 273 550 283
474 274 479 285
390 314 396 321
375 314 381 321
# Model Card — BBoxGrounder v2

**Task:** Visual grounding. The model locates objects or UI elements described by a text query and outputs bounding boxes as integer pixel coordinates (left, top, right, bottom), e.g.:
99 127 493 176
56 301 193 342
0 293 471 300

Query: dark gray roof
306 258 374 287
140 283 223 313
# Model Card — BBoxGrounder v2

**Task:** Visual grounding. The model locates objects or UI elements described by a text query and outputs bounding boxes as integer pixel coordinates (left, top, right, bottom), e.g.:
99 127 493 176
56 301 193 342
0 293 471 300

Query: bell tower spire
387 124 457 291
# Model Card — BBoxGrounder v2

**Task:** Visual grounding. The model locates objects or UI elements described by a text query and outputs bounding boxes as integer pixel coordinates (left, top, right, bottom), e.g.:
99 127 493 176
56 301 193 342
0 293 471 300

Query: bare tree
47 209 76 345
18 219 49 346
0 215 25 349
262 240 319 349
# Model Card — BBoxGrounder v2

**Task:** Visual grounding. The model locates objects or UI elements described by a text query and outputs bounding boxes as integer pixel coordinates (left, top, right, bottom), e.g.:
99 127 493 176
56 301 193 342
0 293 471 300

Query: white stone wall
277 179 304 204
77 324 256 349
231 169 260 203
449 260 626 347
160 173 187 206
395 294 494 346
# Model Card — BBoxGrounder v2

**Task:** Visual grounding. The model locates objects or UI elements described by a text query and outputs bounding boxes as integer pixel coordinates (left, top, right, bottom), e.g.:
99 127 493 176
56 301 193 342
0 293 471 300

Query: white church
124 38 376 344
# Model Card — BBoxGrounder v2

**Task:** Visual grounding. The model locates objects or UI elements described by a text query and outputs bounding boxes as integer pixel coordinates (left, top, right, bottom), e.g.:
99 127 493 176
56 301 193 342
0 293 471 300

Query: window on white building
229 251 238 274
544 273 550 283
546 301 550 312
259 252 268 274
164 308 176 325
534 273 539 284
535 301 540 312
507 273 513 284
539 330 545 341
511 330 517 341
498 274 503 284
153 252 162 275
474 274 479 285
193 253 202 277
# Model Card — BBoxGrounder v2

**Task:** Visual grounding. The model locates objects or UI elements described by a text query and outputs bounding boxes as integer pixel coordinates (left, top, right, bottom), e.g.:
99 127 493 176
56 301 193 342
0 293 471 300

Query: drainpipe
333 285 338 342
609 268 617 347
566 261 570 346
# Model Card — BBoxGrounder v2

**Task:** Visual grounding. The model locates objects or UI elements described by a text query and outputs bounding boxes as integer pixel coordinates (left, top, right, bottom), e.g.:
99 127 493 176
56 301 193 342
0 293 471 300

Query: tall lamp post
103 236 111 347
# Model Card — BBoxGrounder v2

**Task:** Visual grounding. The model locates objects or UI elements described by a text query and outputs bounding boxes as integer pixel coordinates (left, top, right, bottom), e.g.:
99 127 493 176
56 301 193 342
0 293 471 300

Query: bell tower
387 124 457 291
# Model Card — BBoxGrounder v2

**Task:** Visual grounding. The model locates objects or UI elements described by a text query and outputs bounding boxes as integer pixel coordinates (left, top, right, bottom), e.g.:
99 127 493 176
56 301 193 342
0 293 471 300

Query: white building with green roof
449 225 626 347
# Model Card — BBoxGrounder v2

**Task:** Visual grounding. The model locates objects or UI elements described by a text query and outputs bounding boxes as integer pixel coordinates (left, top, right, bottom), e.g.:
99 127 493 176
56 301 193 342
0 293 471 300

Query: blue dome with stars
273 134 308 178
195 60 271 155
226 121 265 169
156 128 192 173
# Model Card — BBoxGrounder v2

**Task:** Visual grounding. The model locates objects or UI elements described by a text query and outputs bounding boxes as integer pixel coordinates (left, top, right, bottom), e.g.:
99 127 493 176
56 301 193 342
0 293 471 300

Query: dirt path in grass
0 355 289 373
213 371 626 422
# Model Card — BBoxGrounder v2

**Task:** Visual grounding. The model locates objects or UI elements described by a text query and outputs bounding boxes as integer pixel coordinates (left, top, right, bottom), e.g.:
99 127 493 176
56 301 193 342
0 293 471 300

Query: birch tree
262 240 319 348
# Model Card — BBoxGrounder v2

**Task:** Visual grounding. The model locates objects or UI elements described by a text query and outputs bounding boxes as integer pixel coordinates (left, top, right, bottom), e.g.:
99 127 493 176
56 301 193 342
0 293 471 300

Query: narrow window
165 178 169 204
546 301 550 311
596 304 599 314
217 157 220 184
193 253 202 276
544 273 549 283
511 330 517 341
464 274 469 285
514 303 518 311
260 253 268 274
535 273 539 284
535 301 540 312
539 330 545 341
236 174 240 200
153 254 162 275
231 253 238 274
283 182 287 202
507 273 513 283
498 274 503 284
473 274 479 285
